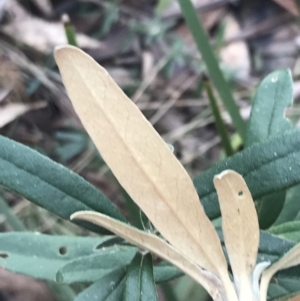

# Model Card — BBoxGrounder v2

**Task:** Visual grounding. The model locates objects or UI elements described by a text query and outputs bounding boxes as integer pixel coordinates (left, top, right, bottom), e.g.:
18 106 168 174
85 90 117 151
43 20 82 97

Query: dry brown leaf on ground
1 0 102 53
0 101 47 128
272 0 298 15
220 14 251 80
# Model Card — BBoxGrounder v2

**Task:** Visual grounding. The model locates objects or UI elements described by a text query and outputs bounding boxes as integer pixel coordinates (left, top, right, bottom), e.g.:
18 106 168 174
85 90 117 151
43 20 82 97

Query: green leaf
123 253 158 301
269 221 300 242
156 0 172 13
276 278 300 295
275 185 300 225
245 69 293 228
74 268 126 301
203 79 234 157
0 135 125 233
57 247 137 283
256 191 286 230
174 276 208 301
270 291 300 301
153 262 182 283
256 191 286 229
246 69 293 146
0 232 130 282
193 129 300 220
0 196 25 231
177 0 247 139
63 16 78 47
268 283 289 299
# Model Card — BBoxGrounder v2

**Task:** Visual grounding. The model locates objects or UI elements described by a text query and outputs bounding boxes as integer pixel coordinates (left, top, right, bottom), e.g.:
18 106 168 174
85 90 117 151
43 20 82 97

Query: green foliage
54 131 90 162
194 129 300 220
63 17 78 47
0 232 180 286
203 79 234 157
245 69 294 229
123 253 158 301
74 269 126 301
0 135 125 233
269 221 300 242
0 233 132 282
270 292 300 301
1 5 300 298
245 70 293 146
2 66 300 299
275 185 300 225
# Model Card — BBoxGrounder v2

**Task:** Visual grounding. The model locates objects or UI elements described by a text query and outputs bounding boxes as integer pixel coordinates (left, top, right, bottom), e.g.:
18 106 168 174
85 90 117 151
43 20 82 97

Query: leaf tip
70 211 91 221
213 169 238 183
54 45 81 64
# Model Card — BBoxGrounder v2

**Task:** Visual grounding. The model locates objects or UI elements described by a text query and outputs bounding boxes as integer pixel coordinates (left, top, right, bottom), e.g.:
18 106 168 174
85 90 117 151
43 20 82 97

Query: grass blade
177 0 246 139
203 79 234 156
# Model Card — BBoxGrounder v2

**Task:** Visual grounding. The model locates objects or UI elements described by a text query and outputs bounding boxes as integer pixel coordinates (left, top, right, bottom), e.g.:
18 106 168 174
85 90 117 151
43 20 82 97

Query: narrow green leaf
245 69 293 228
246 69 293 146
259 231 294 258
270 292 300 301
177 0 246 139
275 185 300 225
175 276 209 301
123 253 141 301
123 253 158 301
0 233 118 281
268 283 289 299
57 246 137 283
0 196 25 231
276 278 300 295
0 135 125 233
160 282 179 301
63 14 78 47
203 79 234 157
270 221 300 242
140 254 159 301
119 186 143 229
74 268 126 301
194 129 300 220
153 262 182 283
256 191 286 230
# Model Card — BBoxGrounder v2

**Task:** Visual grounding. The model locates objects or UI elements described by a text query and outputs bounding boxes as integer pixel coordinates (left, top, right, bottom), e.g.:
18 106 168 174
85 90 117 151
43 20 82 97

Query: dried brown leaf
272 0 298 15
214 170 259 301
0 102 47 128
220 14 250 80
54 46 234 295
1 0 101 53
71 211 224 301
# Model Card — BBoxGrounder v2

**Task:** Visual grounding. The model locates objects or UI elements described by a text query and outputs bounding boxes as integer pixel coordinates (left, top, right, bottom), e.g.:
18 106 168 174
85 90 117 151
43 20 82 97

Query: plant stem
204 79 234 157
